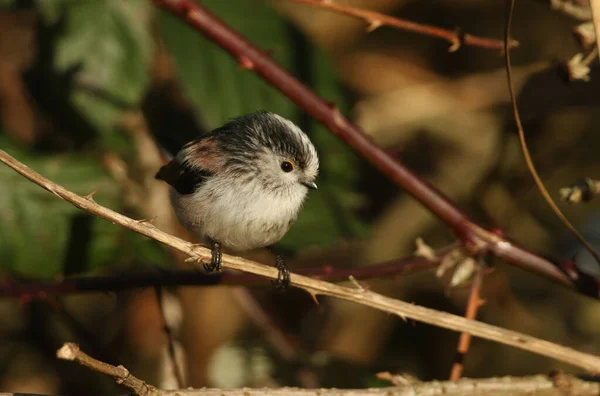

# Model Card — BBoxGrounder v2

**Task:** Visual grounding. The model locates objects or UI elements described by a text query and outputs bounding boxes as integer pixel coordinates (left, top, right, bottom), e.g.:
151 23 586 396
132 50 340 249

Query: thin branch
56 343 600 396
150 0 600 299
449 266 485 381
57 343 158 396
3 150 600 372
0 250 446 298
154 286 185 389
285 0 518 52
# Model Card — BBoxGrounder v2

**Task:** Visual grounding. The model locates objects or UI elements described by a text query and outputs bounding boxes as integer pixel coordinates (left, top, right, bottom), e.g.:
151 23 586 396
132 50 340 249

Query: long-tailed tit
155 111 319 288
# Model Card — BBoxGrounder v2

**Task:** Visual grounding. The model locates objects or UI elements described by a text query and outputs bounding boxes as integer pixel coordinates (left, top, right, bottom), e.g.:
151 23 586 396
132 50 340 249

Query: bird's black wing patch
155 160 213 195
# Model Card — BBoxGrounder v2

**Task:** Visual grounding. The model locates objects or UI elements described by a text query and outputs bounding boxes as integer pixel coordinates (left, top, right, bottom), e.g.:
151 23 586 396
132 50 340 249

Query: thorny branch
284 0 517 52
2 149 600 372
56 342 600 396
151 0 600 298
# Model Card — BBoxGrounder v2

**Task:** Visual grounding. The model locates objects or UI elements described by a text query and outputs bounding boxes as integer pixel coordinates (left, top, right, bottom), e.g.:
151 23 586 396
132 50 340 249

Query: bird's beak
301 181 318 190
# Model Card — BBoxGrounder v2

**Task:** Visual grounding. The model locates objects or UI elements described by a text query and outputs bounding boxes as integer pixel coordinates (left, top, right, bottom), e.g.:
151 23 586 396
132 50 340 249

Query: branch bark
3 150 600 372
150 0 599 299
285 0 518 52
56 342 600 396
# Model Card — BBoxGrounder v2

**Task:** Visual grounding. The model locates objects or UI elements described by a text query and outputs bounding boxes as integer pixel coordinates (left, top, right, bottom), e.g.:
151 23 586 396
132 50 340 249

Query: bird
155 111 319 288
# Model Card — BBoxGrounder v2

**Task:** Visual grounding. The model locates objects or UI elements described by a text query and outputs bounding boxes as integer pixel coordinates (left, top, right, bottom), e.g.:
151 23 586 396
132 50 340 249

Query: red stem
151 0 594 298
287 0 516 51
0 250 446 299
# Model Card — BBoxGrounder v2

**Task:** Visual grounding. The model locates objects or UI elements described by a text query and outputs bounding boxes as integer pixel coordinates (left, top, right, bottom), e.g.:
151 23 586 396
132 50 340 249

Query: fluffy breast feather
169 174 308 251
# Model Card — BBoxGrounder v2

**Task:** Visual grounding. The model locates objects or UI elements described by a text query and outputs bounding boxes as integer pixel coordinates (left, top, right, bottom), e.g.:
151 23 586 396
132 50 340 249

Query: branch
285 0 518 52
56 342 600 396
150 0 599 299
0 250 446 298
449 265 485 381
3 150 600 372
57 343 158 396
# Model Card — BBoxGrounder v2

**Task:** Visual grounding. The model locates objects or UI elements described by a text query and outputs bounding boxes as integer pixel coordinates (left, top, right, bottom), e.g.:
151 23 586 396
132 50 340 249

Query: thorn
349 275 366 291
238 56 255 70
308 290 320 305
448 39 461 53
85 189 99 201
366 19 382 32
136 216 157 224
329 105 346 129
490 227 504 237
448 28 464 53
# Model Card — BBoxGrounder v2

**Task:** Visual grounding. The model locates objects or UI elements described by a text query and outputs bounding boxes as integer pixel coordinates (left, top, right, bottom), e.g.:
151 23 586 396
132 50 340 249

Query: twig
449 266 485 381
0 250 446 298
3 150 600 372
56 343 158 396
589 0 600 59
150 0 600 299
154 286 185 388
285 0 517 52
54 343 600 396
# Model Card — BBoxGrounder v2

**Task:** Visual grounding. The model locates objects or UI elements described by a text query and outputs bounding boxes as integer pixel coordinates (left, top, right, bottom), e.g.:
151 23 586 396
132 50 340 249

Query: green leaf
37 0 153 137
159 0 369 251
0 137 167 278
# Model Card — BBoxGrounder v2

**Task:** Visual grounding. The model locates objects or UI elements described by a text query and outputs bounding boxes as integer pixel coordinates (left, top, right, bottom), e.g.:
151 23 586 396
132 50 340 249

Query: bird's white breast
169 176 308 251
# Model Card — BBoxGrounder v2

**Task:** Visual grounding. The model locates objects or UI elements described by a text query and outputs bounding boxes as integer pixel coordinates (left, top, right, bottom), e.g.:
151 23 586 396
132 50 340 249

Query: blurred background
1 0 600 394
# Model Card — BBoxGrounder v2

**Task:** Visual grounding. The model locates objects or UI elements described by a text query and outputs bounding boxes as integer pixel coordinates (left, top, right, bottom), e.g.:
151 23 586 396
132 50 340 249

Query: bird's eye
281 160 294 173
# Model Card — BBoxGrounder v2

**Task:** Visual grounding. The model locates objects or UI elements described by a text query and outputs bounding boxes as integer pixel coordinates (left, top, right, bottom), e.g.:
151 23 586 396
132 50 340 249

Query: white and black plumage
155 111 319 288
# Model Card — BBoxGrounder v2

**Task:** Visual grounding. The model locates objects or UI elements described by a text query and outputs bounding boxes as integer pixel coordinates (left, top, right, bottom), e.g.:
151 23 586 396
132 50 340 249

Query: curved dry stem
504 0 600 266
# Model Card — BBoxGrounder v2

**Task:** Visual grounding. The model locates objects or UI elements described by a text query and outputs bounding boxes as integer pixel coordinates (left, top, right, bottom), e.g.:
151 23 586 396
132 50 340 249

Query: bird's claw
203 240 222 272
271 254 290 290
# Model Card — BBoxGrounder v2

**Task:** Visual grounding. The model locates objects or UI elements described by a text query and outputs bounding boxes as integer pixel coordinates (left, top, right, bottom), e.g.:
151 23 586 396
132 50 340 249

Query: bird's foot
271 254 290 290
203 239 222 273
